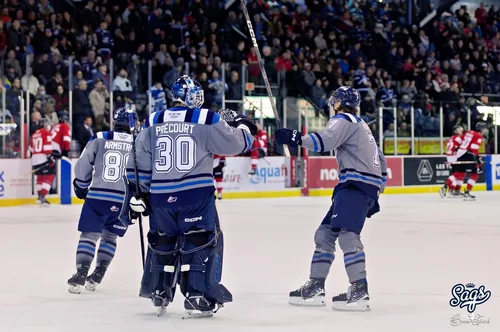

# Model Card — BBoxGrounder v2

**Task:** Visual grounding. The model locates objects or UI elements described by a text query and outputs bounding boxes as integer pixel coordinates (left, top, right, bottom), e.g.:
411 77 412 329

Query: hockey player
67 107 139 294
275 86 386 311
440 125 463 198
121 75 257 318
249 124 268 175
51 111 72 158
453 122 487 201
213 154 225 199
29 118 55 206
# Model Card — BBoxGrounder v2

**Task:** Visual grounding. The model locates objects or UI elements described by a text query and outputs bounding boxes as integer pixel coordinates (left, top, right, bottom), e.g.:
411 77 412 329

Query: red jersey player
29 119 56 206
51 112 72 158
249 126 268 175
453 122 488 201
440 125 463 198
213 154 225 199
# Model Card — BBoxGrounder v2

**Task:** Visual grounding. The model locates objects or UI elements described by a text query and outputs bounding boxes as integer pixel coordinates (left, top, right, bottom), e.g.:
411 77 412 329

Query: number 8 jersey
74 131 133 204
127 106 254 202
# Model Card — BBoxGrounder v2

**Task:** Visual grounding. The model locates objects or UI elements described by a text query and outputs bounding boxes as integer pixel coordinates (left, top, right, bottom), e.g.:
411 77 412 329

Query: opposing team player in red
51 111 72 158
249 124 268 175
213 154 225 199
29 119 56 206
440 125 463 198
454 122 487 201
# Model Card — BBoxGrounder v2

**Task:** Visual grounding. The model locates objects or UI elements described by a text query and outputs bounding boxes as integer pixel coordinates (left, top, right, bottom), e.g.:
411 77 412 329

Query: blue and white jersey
149 85 167 112
127 106 254 203
96 28 113 49
353 69 369 92
301 113 387 199
74 131 133 204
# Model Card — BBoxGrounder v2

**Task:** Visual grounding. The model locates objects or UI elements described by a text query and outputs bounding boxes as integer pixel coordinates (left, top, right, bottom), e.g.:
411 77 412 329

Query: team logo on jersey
167 196 177 203
110 205 119 212
449 283 491 326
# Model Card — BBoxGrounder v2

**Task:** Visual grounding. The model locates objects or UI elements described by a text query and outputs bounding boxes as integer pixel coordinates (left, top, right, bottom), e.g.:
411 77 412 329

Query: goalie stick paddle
240 0 291 157
128 111 146 269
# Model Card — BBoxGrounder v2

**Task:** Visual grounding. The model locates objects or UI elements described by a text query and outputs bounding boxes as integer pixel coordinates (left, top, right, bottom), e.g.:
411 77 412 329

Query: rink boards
1 155 499 206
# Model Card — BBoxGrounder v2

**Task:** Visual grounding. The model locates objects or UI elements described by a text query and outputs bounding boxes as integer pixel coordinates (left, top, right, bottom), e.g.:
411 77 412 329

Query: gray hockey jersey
126 106 254 202
74 131 133 203
301 113 387 198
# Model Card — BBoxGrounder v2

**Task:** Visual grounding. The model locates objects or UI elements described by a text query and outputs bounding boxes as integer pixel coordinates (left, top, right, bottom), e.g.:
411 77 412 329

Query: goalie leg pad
139 231 179 302
179 231 232 305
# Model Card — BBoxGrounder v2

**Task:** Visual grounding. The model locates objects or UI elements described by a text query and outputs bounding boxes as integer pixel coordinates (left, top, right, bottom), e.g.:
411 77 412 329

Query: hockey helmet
113 107 139 133
452 124 463 135
58 111 69 123
171 75 204 109
475 121 488 138
36 118 49 130
328 86 361 114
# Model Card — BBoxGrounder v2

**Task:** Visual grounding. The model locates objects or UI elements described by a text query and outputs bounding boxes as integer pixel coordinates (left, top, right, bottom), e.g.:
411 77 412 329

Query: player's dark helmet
328 86 361 112
36 118 49 130
113 107 139 133
452 124 463 135
58 111 69 123
475 121 488 138
171 75 204 109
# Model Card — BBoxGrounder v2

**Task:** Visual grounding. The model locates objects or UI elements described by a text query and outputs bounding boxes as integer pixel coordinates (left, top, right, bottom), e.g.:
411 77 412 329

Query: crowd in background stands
0 0 500 157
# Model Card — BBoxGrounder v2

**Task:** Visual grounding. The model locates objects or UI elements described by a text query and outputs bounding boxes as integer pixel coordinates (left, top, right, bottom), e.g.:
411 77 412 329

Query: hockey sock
343 250 367 284
96 230 117 267
251 149 258 171
76 232 100 268
446 175 457 190
454 172 466 191
466 173 479 192
215 177 223 195
36 176 43 196
310 249 335 279
40 175 55 196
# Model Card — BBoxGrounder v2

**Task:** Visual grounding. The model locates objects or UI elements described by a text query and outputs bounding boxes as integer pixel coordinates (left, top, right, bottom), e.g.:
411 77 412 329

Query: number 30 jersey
74 131 133 203
128 106 254 202
301 113 387 199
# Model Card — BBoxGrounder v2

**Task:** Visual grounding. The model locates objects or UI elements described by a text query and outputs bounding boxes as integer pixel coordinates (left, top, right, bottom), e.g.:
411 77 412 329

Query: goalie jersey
74 131 133 203
301 113 387 198
127 106 254 202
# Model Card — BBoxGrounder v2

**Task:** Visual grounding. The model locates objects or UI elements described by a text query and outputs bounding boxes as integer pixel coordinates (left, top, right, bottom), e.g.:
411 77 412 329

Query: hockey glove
72 179 89 200
275 128 302 148
47 155 56 167
232 115 258 136
51 151 62 160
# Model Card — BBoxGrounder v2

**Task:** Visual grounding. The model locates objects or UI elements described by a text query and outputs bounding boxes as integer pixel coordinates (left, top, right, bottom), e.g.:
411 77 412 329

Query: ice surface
1 193 499 332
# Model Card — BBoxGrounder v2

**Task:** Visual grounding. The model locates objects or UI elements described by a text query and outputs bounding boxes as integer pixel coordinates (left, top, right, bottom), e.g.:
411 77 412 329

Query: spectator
46 72 63 95
73 80 92 129
89 79 110 131
76 24 98 53
6 78 22 123
311 79 327 109
21 68 40 97
398 122 411 137
53 84 69 112
93 63 110 90
149 81 166 113
302 63 316 95
112 68 133 101
76 116 94 153
3 65 17 88
95 21 113 56
226 71 242 112
6 20 25 53
30 110 42 135
208 70 227 109
5 50 22 78
384 123 395 137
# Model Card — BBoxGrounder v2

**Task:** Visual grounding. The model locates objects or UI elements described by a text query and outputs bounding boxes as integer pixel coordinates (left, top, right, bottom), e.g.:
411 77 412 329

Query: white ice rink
1 193 499 332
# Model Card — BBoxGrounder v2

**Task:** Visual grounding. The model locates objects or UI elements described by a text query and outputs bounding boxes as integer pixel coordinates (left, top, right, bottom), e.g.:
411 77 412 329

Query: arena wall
0 155 497 206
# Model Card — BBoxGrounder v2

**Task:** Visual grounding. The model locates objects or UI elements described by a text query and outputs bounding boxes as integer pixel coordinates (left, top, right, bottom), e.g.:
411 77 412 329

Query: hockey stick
241 0 290 158
17 162 53 179
128 111 146 269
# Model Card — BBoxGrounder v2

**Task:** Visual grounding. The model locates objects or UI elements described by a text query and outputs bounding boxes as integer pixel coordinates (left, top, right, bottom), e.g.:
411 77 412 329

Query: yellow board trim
0 197 61 207
221 189 302 199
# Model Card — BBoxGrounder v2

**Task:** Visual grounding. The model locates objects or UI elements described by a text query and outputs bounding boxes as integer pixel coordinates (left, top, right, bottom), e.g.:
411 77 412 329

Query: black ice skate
183 294 216 319
85 264 108 291
248 169 256 176
439 184 447 198
288 279 326 306
67 264 90 294
217 192 222 200
152 290 170 317
463 191 476 201
331 280 370 312
40 197 51 207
